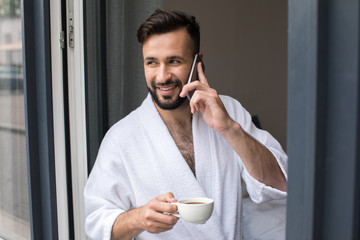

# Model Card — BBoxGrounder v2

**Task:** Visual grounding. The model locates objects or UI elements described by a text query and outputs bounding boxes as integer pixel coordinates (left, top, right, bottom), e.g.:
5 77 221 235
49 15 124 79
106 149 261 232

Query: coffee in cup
171 197 214 224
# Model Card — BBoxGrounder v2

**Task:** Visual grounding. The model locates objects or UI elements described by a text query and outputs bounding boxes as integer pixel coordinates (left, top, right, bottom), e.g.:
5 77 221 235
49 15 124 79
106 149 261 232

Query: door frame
65 0 88 239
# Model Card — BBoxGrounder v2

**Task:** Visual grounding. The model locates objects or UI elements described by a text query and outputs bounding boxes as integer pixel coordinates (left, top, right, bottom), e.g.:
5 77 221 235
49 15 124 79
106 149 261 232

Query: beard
147 79 186 110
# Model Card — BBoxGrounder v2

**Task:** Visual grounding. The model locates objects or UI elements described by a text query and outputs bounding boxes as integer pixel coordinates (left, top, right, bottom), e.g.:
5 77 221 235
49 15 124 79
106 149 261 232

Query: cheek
176 67 190 83
144 69 155 82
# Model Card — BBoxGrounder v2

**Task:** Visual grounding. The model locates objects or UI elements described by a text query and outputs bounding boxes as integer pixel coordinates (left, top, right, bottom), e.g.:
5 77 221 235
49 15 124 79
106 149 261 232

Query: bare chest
166 124 195 175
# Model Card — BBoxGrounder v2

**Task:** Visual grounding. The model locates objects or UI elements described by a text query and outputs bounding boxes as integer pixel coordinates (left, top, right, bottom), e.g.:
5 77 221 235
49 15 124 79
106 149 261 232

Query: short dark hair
137 9 200 54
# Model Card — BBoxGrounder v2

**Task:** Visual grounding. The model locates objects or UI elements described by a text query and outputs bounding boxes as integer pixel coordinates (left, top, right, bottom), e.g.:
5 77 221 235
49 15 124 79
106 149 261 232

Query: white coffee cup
171 197 214 224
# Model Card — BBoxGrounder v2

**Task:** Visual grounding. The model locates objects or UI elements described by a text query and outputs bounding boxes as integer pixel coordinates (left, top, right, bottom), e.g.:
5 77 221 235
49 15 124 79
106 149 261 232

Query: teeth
160 86 175 91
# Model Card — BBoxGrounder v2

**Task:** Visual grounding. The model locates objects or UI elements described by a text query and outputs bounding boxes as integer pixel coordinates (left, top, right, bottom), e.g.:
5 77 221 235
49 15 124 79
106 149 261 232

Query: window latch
68 10 75 48
59 31 65 49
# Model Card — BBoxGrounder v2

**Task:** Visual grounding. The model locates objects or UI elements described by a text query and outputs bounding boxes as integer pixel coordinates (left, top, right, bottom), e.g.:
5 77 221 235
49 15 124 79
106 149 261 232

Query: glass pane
0 0 30 239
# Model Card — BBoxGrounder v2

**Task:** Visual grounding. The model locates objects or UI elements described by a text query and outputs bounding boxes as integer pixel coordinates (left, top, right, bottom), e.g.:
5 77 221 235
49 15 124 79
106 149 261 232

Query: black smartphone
187 54 205 100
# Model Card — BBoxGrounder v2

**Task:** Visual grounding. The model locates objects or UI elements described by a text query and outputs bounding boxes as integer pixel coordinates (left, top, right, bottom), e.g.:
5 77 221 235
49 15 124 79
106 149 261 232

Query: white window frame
66 0 88 239
50 0 88 239
50 0 70 239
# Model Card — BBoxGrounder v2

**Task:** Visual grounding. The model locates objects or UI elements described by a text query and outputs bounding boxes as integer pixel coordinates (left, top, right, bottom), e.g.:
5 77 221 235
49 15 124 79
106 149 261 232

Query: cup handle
170 202 180 218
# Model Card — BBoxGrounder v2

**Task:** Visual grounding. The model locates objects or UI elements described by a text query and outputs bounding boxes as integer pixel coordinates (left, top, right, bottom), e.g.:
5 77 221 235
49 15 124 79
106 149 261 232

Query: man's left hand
180 62 234 134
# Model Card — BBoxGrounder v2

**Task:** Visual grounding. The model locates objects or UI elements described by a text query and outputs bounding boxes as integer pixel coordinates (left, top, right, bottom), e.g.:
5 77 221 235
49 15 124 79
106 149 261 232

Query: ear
198 51 204 59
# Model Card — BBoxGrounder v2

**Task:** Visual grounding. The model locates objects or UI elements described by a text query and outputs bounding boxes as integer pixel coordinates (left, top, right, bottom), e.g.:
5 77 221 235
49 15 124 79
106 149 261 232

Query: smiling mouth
159 85 176 91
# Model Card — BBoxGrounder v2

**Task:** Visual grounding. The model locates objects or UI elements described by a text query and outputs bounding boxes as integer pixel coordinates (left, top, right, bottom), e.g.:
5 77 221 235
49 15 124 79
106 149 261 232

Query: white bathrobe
84 94 287 240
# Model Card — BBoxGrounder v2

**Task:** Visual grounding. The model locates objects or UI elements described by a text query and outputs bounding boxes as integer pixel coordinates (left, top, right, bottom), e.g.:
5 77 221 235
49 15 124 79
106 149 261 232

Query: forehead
142 28 194 57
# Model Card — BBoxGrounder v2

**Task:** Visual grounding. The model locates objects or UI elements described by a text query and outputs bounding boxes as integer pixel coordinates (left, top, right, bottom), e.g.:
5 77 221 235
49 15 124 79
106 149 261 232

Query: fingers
151 196 177 214
139 193 179 234
140 207 178 233
197 62 208 85
180 78 210 99
155 192 178 213
189 90 207 114
156 192 176 203
189 87 219 114
179 62 209 98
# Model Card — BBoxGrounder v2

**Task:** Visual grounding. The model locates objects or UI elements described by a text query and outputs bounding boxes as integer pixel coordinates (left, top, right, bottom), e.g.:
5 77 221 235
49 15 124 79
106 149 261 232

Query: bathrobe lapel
136 95 225 238
136 95 208 198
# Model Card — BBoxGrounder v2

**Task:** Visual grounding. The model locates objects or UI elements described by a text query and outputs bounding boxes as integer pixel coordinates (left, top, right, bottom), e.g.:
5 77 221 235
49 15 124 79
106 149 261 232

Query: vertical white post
50 0 70 239
66 0 88 239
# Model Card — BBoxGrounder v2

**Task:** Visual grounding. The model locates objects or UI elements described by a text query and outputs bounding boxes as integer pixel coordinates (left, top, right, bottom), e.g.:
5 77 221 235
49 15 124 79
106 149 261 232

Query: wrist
111 208 144 240
218 120 244 138
130 207 144 232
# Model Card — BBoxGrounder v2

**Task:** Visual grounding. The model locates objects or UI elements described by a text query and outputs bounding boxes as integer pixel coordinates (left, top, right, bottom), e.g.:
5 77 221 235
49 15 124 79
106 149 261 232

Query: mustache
152 79 182 88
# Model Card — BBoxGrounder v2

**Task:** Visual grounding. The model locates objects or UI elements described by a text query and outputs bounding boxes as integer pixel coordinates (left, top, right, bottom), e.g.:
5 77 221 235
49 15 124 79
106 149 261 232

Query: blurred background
0 0 30 239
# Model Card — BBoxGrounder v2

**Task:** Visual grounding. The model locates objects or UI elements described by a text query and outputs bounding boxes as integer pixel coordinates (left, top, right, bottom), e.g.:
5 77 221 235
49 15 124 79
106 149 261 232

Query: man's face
142 28 194 110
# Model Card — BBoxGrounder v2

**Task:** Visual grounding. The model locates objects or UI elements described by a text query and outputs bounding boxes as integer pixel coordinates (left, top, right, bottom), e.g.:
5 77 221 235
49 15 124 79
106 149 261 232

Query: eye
145 60 158 66
169 59 181 64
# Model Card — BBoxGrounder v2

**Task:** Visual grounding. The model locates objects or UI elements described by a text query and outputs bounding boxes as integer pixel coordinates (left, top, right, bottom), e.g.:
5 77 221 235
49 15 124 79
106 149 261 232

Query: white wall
164 0 288 148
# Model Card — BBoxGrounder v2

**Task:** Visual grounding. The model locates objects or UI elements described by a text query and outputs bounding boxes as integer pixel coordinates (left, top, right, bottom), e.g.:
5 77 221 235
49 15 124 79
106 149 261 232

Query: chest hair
166 122 195 176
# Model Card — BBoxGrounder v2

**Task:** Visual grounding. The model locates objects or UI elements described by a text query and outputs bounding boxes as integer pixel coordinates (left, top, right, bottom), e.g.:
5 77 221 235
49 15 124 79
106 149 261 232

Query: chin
157 97 186 110
150 91 186 110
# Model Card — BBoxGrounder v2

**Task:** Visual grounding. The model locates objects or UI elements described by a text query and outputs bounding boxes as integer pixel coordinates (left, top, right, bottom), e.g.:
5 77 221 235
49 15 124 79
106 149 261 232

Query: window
0 0 30 239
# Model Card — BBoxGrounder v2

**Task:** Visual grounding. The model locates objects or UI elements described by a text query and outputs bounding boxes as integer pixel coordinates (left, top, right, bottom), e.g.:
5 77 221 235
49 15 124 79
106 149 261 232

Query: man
84 9 287 240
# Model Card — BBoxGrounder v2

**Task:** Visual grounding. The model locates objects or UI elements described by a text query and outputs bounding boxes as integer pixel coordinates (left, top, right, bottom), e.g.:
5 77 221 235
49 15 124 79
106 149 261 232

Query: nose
157 64 171 83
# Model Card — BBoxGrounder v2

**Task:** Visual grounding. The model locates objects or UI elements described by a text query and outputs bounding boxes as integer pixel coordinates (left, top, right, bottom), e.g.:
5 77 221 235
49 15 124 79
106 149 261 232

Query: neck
154 99 192 126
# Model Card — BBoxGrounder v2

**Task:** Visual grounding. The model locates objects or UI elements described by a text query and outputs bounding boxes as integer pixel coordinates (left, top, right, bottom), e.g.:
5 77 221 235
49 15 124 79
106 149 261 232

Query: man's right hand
138 192 179 233
111 192 179 240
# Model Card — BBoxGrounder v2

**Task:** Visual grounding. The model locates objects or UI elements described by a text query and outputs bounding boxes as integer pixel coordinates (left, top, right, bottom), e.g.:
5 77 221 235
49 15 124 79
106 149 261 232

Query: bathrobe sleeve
84 130 135 240
220 95 288 203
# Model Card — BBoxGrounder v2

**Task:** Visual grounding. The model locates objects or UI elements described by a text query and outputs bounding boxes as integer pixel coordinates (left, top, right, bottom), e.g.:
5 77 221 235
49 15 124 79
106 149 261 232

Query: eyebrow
167 55 186 61
144 56 186 61
144 57 157 61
